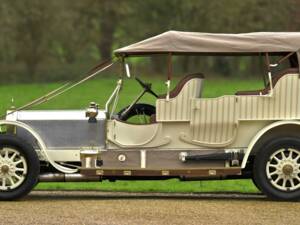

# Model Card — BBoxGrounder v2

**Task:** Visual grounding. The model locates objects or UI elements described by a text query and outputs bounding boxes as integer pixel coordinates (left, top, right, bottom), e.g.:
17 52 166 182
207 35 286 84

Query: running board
80 167 242 178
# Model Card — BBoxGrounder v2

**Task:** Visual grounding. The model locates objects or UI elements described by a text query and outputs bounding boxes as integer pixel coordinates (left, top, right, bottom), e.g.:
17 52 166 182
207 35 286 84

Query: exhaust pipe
39 173 101 182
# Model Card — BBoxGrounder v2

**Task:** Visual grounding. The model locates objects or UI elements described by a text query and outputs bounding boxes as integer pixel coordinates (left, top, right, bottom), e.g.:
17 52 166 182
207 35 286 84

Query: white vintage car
1 31 300 200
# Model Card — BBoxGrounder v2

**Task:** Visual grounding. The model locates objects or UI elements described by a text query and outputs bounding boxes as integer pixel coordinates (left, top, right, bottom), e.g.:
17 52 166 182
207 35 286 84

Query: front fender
0 120 77 173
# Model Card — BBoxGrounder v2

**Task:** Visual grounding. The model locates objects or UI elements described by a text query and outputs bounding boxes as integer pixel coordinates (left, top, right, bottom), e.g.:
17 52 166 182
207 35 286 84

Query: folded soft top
114 31 300 56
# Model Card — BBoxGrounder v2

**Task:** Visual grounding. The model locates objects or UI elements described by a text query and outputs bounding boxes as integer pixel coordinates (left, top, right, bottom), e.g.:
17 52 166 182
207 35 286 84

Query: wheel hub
282 164 294 176
1 164 9 174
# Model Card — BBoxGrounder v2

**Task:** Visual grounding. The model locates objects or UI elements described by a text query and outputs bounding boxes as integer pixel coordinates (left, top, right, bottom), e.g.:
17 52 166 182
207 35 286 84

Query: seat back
235 68 299 95
158 73 204 99
156 74 204 121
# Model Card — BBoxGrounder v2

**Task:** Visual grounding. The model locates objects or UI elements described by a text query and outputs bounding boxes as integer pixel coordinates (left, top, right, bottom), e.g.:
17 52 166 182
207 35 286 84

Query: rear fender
241 120 300 168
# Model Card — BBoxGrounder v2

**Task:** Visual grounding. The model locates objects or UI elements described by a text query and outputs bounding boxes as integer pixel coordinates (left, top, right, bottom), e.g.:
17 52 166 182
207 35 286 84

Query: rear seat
235 68 299 95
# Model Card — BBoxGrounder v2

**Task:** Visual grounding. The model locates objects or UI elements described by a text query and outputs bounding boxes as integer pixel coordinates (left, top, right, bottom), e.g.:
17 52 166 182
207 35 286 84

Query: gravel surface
0 191 299 225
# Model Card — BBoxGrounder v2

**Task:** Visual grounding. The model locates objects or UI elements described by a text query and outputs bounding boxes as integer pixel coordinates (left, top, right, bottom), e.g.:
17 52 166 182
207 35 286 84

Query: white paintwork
6 110 106 121
125 63 131 78
140 150 146 168
166 79 171 101
241 120 300 168
105 79 122 116
267 71 274 97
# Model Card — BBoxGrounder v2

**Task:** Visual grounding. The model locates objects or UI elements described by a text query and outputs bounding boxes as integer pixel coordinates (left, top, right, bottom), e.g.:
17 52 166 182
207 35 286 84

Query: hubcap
266 148 300 191
0 147 27 191
1 165 9 174
282 164 293 176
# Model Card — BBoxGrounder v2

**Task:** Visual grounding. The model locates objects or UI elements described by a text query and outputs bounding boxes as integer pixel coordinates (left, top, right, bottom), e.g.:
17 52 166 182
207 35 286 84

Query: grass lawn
37 179 259 193
0 76 263 193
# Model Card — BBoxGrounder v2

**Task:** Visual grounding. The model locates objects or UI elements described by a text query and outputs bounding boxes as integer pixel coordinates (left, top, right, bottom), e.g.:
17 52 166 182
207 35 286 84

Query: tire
0 134 40 201
117 103 156 121
251 177 261 191
253 136 300 201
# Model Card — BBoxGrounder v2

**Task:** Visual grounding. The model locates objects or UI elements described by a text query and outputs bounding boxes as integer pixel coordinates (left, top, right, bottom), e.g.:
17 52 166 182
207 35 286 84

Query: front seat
155 73 204 122
158 73 204 99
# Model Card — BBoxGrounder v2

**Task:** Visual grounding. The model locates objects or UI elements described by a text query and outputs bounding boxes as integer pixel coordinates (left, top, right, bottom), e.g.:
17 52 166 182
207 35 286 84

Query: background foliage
0 0 300 83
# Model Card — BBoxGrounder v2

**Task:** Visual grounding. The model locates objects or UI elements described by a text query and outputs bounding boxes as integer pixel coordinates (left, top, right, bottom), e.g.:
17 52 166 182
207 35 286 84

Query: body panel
7 110 106 149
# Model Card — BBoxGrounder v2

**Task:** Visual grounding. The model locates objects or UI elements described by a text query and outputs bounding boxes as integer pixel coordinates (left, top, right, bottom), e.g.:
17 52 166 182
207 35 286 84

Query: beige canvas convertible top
114 30 300 56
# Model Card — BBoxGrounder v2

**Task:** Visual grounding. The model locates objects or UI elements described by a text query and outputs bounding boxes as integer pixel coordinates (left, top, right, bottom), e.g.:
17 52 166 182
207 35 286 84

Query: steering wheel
135 77 158 98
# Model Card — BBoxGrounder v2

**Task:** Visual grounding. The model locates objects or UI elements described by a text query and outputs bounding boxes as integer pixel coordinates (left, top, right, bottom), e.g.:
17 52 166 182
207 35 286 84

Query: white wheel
0 147 28 191
266 148 300 191
253 136 300 200
0 135 39 200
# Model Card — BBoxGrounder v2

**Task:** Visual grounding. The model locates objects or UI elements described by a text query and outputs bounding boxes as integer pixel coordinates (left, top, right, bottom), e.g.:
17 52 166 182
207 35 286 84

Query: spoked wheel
0 134 40 201
117 103 156 124
266 148 300 191
0 148 28 191
253 136 300 200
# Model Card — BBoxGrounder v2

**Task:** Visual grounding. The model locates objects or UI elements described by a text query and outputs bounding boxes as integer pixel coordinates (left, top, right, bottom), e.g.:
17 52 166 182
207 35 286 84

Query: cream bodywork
241 120 300 168
2 72 299 172
107 120 171 148
156 78 203 121
107 72 300 168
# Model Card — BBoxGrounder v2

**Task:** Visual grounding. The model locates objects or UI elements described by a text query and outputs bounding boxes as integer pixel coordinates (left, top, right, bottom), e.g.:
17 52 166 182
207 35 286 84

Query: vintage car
1 31 300 201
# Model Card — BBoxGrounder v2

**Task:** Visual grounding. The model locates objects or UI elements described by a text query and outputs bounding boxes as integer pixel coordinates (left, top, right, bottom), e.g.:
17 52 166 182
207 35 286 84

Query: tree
0 0 297 82
77 0 129 60
3 0 57 79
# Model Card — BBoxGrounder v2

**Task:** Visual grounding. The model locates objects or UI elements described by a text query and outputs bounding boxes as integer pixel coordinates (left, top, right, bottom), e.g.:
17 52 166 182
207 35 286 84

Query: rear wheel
253 136 300 200
0 134 40 200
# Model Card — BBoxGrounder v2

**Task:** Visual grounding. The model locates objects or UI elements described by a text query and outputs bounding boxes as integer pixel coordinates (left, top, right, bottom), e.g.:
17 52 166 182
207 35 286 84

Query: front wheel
253 136 300 200
0 134 40 200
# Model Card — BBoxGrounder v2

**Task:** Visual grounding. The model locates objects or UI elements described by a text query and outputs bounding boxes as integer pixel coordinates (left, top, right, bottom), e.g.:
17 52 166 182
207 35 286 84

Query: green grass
37 179 259 193
0 76 263 193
